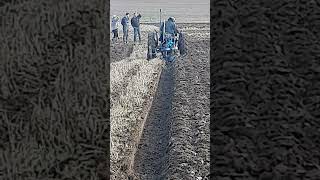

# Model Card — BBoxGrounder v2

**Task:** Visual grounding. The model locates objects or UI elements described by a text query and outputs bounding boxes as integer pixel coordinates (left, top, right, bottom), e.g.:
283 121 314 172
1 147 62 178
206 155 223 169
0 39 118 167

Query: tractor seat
165 34 174 38
160 33 176 43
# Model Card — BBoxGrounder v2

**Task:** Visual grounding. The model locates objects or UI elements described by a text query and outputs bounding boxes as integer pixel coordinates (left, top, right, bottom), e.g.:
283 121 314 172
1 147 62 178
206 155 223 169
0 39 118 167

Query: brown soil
110 43 134 62
132 24 210 179
133 61 175 180
110 24 164 180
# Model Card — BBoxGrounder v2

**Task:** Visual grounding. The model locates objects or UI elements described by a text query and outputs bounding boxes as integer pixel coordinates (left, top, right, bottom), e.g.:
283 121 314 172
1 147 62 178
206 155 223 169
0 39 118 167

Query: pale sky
110 0 210 23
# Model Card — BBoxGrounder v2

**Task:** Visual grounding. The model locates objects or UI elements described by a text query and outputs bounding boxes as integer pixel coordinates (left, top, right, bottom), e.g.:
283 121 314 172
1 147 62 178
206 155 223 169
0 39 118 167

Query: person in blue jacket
131 12 142 44
160 17 178 43
121 13 130 43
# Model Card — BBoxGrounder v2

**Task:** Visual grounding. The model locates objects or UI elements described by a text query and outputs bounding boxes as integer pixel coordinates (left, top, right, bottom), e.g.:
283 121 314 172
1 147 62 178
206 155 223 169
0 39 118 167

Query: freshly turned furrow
165 33 210 179
110 25 164 180
132 24 210 180
133 62 175 180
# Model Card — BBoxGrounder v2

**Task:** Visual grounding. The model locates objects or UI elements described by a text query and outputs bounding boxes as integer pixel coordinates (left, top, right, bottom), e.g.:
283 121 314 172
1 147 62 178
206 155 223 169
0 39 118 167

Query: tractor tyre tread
147 31 157 60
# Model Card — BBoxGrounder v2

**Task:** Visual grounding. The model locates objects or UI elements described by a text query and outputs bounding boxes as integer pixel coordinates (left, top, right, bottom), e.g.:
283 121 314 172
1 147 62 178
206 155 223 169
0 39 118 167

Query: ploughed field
110 23 210 179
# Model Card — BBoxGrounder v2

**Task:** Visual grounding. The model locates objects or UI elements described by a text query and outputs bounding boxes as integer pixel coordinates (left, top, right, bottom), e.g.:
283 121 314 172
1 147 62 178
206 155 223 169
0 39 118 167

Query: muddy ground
110 43 134 62
165 24 210 179
111 23 210 179
110 24 164 180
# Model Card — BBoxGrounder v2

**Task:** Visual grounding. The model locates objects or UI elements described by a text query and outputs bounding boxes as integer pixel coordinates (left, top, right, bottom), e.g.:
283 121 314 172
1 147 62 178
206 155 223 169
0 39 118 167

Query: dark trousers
123 26 128 43
133 26 141 42
112 29 118 39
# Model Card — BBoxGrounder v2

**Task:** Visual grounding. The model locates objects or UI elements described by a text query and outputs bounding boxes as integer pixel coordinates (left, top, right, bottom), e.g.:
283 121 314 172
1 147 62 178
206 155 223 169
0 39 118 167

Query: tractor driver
160 17 178 43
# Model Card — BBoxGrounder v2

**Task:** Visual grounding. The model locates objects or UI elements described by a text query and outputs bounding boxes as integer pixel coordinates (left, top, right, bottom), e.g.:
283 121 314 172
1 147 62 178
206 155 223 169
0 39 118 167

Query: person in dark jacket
121 13 130 43
131 12 142 44
160 17 178 43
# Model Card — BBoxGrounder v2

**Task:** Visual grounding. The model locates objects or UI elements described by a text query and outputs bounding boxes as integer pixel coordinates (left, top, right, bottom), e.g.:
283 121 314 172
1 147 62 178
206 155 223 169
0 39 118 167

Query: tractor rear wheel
147 32 158 60
178 32 187 56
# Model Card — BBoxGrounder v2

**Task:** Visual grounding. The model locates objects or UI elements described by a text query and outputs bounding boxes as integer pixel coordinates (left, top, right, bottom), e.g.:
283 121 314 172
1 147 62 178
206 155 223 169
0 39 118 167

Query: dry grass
0 0 109 179
110 28 163 179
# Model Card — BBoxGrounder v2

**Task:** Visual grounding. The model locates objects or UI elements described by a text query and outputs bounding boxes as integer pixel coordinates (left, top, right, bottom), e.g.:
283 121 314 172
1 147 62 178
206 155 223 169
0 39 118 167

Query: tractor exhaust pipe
160 9 162 28
162 9 165 42
159 9 165 42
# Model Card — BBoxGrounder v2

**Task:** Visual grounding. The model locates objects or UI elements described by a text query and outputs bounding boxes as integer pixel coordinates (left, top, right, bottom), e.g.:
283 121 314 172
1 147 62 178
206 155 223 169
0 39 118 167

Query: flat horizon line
140 22 210 24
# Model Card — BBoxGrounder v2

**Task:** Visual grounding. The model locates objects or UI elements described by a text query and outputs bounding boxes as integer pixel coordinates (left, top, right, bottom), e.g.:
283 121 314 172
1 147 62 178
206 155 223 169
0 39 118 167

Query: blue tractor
147 10 187 62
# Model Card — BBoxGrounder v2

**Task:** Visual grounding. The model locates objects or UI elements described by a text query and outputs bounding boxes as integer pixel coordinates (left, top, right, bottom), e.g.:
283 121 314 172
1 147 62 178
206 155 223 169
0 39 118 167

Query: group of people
111 12 142 44
111 12 179 46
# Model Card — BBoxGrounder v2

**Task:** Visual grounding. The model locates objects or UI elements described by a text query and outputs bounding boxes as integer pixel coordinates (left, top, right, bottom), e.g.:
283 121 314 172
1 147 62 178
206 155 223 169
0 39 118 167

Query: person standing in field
121 13 130 44
111 15 120 43
131 12 142 44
